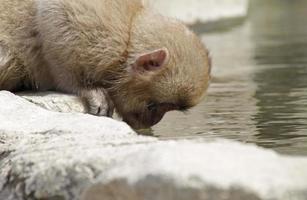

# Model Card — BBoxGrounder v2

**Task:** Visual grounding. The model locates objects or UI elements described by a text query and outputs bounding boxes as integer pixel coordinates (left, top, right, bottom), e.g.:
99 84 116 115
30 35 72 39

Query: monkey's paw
81 88 114 117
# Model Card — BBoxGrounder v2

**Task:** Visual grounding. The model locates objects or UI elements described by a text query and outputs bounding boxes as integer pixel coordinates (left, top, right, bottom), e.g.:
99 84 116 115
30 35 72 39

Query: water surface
153 0 307 155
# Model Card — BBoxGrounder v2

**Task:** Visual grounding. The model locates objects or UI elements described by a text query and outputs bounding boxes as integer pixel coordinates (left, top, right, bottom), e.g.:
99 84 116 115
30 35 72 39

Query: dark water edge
152 0 307 156
189 16 246 34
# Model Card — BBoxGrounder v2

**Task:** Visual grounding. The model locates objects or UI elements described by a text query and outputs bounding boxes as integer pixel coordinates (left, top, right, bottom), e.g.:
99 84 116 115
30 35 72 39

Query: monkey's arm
80 88 114 117
0 42 28 91
34 0 125 118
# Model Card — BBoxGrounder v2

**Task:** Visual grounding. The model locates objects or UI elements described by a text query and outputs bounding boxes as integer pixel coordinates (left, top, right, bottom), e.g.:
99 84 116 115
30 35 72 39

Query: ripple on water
153 0 307 156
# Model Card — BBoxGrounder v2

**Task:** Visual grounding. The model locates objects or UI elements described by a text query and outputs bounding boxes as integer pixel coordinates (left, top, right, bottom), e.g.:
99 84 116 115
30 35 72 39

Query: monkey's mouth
123 111 165 130
122 102 182 130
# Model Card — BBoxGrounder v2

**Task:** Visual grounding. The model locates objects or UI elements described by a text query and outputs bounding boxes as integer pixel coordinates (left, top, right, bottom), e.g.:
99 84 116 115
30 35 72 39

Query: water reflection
153 0 307 155
250 0 307 154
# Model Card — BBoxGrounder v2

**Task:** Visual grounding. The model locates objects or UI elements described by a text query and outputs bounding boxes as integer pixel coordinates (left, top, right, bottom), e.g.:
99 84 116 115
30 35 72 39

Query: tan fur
0 0 211 129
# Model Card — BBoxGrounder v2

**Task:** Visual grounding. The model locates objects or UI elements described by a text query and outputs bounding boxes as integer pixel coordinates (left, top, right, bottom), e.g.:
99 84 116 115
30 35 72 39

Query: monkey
0 0 211 129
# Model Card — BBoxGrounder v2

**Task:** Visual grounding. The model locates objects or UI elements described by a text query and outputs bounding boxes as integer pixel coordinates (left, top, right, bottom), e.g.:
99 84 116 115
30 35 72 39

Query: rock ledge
1 91 307 200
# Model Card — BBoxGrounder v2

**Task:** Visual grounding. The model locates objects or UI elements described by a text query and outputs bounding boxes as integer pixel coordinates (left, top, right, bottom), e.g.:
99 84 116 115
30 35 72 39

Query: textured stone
1 91 307 200
19 92 86 114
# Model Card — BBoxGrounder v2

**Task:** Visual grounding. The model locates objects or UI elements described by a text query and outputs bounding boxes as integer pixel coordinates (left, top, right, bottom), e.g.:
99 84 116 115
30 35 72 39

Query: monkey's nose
150 111 167 126
150 115 163 126
124 110 167 129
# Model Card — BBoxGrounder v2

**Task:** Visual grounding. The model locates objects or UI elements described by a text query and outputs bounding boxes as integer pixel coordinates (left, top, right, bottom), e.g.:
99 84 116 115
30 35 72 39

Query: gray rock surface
151 0 249 24
19 92 87 114
1 91 307 200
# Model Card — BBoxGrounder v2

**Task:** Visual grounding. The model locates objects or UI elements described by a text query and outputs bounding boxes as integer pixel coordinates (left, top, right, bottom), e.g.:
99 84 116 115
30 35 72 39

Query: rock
1 91 307 200
18 92 123 120
0 91 154 199
0 91 132 137
150 0 249 25
82 141 307 200
19 92 86 114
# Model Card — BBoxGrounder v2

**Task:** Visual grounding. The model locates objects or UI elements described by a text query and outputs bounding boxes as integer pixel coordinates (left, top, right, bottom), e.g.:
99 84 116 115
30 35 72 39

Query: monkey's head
110 11 212 130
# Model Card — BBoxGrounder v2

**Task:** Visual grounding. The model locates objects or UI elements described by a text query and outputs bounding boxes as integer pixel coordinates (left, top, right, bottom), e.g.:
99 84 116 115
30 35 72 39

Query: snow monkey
0 0 211 129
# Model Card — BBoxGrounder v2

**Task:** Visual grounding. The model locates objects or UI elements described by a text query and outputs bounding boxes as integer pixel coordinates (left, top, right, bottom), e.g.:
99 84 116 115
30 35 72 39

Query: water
152 0 307 155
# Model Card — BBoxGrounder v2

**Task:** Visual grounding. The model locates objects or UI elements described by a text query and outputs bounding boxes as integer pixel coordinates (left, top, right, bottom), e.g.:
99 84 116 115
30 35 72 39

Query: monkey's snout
123 111 166 130
124 102 181 129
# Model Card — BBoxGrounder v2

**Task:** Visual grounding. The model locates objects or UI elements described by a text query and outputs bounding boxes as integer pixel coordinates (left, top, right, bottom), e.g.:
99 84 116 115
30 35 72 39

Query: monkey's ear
133 48 169 74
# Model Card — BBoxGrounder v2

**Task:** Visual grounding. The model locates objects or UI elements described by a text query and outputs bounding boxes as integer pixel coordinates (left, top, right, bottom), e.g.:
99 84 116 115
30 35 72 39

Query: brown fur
0 0 211 129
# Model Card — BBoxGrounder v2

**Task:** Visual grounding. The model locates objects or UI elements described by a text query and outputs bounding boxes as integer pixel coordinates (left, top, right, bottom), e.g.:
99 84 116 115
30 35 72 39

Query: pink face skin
123 100 190 129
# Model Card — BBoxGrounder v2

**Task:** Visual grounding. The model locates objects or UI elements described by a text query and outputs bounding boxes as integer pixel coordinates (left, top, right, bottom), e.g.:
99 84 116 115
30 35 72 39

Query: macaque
0 0 211 129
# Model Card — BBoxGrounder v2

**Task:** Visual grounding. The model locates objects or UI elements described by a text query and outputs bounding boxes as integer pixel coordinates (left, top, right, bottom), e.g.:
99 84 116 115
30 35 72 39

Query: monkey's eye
147 102 158 111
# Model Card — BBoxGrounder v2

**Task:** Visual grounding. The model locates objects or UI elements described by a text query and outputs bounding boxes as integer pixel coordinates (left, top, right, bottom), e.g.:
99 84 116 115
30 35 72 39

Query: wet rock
151 0 249 24
1 91 307 200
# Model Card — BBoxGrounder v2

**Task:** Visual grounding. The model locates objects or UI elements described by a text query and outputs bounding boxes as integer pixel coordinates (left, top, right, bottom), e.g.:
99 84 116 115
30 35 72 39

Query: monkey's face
121 102 180 129
112 44 211 130
111 48 177 129
110 14 212 130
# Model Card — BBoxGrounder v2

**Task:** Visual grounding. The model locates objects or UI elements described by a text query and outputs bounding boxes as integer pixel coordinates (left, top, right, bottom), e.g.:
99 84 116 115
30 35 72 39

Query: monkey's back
36 0 144 90
0 0 144 91
0 0 52 90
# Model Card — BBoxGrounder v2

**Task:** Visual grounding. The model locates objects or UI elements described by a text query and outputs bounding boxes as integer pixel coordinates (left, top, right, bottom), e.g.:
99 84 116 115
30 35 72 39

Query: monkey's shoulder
0 42 12 68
